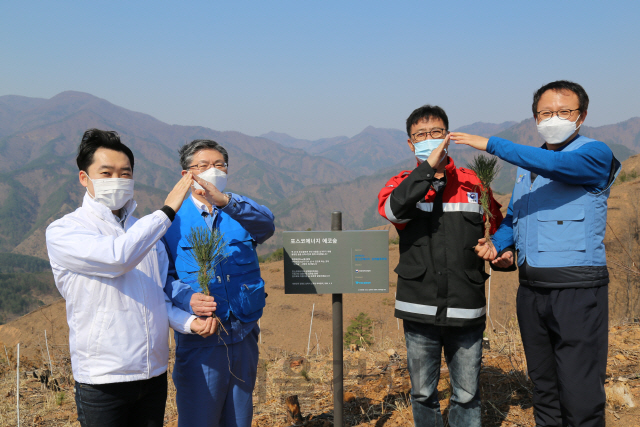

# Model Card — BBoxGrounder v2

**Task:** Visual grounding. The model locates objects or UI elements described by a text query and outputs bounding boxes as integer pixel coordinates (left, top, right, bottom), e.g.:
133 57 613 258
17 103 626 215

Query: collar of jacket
189 192 217 215
82 192 137 228
541 133 580 152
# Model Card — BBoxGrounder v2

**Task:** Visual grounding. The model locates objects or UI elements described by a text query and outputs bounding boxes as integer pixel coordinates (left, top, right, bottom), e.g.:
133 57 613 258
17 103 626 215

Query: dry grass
2 322 640 426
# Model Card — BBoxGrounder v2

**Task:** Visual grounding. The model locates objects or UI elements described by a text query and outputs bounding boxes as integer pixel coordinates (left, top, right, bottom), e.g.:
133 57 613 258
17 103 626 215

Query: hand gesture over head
450 132 489 152
192 174 230 207
165 172 194 212
427 133 451 168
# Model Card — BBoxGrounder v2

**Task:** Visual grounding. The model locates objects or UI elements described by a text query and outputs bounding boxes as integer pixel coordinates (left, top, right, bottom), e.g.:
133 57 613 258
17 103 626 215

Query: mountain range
0 91 639 257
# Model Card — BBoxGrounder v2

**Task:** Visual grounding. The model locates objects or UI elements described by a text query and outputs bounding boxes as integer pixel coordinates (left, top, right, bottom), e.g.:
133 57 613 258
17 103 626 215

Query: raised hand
192 173 230 207
164 172 194 213
450 132 489 151
427 133 451 168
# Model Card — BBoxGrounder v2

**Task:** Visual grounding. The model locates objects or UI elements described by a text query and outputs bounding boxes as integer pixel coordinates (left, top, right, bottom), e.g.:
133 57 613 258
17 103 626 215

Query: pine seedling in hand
185 226 227 333
185 226 225 296
185 226 244 381
467 155 501 248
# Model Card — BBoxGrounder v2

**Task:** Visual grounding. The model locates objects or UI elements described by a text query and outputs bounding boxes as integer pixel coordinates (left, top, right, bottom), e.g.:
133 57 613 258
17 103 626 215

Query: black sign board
283 230 389 294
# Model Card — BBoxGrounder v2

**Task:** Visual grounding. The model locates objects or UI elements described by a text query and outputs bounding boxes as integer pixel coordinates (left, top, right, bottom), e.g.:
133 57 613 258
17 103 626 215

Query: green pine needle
467 154 501 241
468 154 500 188
185 226 226 296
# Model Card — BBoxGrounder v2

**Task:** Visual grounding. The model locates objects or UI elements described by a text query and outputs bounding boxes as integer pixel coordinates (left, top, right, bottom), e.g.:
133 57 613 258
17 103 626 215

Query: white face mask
86 176 135 210
193 167 227 193
536 115 581 145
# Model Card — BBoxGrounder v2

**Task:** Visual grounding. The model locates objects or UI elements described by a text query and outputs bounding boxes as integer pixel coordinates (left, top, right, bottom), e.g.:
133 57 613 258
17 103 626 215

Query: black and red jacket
378 157 503 327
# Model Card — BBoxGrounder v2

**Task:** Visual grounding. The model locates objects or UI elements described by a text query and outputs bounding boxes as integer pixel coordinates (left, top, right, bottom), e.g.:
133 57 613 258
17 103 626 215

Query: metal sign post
282 211 389 427
331 211 343 427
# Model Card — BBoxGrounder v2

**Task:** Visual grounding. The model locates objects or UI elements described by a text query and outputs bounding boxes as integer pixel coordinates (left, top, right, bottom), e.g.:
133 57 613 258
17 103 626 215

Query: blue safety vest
512 136 617 273
164 198 266 326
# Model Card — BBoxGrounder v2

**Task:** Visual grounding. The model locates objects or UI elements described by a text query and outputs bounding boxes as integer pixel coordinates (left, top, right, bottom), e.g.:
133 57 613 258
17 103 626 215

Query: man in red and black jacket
378 105 502 427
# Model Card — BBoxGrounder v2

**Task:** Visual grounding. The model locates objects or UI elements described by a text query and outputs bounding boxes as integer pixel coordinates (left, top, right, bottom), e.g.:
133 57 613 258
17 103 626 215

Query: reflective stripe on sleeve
416 202 433 212
384 197 410 224
416 202 483 214
395 300 437 316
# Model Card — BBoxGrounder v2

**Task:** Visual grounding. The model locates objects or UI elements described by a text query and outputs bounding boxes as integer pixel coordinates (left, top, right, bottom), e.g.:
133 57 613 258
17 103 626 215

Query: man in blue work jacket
163 139 275 427
451 80 620 427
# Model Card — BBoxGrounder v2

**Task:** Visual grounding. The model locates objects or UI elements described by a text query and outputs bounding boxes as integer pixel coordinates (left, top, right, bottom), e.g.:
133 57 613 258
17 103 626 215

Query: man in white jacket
46 129 217 427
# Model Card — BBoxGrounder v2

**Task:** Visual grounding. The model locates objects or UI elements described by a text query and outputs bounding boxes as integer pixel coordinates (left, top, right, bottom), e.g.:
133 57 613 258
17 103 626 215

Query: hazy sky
2 1 639 140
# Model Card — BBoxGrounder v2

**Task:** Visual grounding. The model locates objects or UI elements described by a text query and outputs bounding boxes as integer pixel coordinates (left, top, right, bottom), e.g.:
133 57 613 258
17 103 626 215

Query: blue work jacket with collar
489 134 621 288
163 193 275 347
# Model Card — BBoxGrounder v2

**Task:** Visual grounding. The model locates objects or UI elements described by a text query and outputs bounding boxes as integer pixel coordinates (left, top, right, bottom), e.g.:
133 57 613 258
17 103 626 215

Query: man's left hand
450 132 489 151
192 174 230 207
190 293 216 317
474 238 497 261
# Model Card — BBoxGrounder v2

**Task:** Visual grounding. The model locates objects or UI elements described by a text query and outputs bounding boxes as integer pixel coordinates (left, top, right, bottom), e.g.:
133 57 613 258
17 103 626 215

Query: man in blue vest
451 81 620 427
163 139 275 427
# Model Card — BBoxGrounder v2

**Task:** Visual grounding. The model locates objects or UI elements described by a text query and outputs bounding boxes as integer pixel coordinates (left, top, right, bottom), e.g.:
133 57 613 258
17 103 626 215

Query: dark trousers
75 372 168 427
517 285 608 427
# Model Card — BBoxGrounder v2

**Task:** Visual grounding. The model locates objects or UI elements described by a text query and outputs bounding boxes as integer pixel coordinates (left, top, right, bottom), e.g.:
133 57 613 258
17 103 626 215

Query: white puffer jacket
46 193 194 385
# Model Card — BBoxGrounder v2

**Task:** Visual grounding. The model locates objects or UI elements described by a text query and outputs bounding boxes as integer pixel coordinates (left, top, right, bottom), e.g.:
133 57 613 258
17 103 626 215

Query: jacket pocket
87 310 110 359
465 269 490 284
224 238 259 274
240 279 266 316
178 244 200 277
461 211 484 226
537 204 586 252
394 244 426 279
394 262 426 279
454 269 490 307
460 211 485 246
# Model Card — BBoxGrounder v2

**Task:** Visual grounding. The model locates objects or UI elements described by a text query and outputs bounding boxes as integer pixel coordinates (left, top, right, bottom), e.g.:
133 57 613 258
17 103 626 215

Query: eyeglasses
411 128 447 142
188 162 228 172
536 109 580 121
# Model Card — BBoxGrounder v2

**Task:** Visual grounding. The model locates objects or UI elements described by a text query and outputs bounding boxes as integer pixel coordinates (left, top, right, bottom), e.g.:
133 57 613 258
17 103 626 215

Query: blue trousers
404 320 484 427
173 326 259 427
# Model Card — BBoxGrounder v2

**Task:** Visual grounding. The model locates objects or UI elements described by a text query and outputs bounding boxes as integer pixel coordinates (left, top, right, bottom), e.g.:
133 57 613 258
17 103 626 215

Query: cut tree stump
285 395 304 425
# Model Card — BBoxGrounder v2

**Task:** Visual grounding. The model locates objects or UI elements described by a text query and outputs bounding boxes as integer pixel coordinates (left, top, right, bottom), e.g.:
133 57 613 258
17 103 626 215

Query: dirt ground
1 245 640 426
1 320 639 426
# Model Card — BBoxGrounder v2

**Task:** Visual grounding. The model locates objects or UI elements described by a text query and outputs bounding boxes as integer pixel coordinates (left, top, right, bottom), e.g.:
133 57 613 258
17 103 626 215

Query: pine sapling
467 154 501 249
344 312 374 348
185 226 227 334
184 226 244 383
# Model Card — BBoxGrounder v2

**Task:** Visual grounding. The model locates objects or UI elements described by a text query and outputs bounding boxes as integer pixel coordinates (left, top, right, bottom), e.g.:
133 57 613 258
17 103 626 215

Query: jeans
404 320 484 427
74 372 167 427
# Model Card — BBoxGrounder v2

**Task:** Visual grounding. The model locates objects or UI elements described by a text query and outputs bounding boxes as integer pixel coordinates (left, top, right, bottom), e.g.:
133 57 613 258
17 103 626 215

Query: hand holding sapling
185 226 228 336
467 154 501 254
